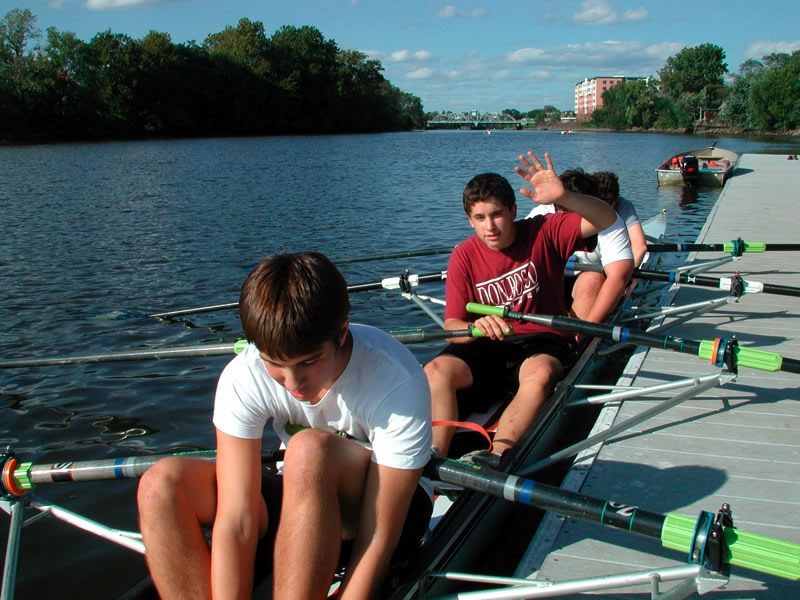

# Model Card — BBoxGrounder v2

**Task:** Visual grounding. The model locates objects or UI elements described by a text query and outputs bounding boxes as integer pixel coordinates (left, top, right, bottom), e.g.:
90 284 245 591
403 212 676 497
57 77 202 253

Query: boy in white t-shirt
526 169 636 330
137 253 432 599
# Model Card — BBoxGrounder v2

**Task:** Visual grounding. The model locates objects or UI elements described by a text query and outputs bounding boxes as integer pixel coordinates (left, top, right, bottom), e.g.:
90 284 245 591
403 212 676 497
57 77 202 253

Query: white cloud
573 0 616 25
622 8 648 23
745 40 800 59
524 70 551 79
438 4 486 18
438 4 457 18
505 40 671 72
573 1 648 25
490 69 513 81
506 48 545 63
86 0 161 8
389 49 433 63
406 67 435 79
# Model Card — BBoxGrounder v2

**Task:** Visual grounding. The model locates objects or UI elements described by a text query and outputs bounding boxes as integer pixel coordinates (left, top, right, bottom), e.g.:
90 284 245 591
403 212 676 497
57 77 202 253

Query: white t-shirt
525 204 633 267
213 324 432 471
615 197 641 231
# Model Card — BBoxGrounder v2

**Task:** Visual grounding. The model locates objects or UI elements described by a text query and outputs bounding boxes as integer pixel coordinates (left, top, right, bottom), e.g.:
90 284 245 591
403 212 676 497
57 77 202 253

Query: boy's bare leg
424 355 473 456
491 354 562 455
137 457 218 600
273 429 373 599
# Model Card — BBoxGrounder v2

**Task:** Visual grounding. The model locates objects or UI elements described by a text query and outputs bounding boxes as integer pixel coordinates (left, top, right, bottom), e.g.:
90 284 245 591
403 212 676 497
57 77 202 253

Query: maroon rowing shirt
445 213 589 339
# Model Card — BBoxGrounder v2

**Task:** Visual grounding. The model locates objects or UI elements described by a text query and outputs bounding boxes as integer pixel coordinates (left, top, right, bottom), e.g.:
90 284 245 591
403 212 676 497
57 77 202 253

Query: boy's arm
584 258 634 325
339 463 423 599
515 151 615 236
211 430 267 600
627 221 648 267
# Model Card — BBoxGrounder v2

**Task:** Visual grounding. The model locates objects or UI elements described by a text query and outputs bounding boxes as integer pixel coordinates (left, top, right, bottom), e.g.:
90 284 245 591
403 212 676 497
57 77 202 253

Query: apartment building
574 76 647 122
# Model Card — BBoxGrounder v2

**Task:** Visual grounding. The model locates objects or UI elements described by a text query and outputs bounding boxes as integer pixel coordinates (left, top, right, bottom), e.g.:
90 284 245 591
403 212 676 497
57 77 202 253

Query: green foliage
658 43 728 102
0 9 424 140
749 50 800 130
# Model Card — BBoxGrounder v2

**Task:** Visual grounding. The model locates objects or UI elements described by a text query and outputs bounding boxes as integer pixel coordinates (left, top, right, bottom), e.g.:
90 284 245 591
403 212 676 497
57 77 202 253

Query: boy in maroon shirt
424 151 615 466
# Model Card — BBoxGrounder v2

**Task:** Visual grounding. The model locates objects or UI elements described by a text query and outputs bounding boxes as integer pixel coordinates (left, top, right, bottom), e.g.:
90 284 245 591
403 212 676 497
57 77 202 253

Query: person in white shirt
526 169 635 331
137 252 432 599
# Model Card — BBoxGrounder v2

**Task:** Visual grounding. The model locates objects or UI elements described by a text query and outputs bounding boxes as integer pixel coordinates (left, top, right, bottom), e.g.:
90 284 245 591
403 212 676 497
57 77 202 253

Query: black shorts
437 333 576 415
253 470 433 572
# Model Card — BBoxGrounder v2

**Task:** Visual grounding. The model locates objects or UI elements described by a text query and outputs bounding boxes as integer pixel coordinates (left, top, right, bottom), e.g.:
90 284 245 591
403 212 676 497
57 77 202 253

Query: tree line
0 8 425 142
589 43 799 132
428 43 798 133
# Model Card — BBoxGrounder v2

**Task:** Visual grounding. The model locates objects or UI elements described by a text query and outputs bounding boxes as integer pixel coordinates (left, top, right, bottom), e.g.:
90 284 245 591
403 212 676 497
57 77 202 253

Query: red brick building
575 76 647 122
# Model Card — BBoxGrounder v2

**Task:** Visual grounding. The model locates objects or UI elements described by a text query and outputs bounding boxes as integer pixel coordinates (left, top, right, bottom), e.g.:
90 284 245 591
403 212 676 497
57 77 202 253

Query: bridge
427 111 522 130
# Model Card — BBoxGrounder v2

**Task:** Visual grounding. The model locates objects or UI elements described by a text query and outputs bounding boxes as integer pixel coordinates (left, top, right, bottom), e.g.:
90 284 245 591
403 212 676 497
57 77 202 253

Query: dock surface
516 153 800 597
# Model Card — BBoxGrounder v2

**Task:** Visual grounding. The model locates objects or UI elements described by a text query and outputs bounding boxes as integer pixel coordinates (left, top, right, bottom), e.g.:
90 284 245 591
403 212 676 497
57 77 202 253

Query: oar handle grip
723 241 766 254
698 340 784 372
662 513 800 580
466 302 506 318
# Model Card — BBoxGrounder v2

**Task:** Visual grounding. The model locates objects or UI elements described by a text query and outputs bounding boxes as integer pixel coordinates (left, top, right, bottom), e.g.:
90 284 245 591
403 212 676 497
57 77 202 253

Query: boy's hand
472 315 513 340
514 151 566 206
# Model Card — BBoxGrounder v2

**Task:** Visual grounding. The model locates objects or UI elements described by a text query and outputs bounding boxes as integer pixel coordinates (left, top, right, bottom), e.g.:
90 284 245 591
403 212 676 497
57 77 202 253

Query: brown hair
239 252 350 357
591 171 619 207
462 173 516 214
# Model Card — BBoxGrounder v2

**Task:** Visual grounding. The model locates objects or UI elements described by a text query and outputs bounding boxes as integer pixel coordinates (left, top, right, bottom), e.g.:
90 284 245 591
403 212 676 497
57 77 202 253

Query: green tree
719 59 763 130
0 8 39 62
203 17 270 76
750 50 800 130
658 43 728 105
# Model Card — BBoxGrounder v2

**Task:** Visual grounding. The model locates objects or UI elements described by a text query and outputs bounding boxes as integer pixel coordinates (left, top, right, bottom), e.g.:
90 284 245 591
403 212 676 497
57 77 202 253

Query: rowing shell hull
385 211 668 598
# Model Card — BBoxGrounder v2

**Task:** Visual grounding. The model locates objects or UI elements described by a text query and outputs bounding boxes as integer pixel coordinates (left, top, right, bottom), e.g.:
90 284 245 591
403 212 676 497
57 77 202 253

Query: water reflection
680 186 699 207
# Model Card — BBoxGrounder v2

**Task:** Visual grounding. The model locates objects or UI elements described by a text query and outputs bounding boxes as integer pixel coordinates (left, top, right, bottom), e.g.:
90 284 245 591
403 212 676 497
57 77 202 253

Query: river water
1 130 798 598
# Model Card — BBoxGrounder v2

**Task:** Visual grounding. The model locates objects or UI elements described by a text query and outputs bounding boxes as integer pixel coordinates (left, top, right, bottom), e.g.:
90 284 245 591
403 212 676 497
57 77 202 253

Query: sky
4 0 800 114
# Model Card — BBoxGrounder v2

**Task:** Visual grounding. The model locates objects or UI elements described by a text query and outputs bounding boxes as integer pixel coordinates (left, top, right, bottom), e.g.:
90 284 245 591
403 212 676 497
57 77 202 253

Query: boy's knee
137 457 187 511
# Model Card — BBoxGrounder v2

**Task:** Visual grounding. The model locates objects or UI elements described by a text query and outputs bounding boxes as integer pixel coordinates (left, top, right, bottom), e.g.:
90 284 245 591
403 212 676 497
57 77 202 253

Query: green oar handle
388 325 508 344
697 340 784 372
465 303 507 318
723 241 766 254
663 513 800 581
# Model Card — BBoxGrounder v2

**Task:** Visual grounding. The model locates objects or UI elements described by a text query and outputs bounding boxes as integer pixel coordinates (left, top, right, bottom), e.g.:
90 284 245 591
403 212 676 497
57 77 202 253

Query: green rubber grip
698 340 783 372
233 339 249 354
13 462 35 491
662 513 800 580
468 325 485 338
723 241 766 253
466 302 504 317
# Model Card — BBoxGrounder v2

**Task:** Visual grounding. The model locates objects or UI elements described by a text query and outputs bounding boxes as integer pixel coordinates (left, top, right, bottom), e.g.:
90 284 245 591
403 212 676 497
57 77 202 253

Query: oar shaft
0 326 478 369
151 272 447 319
466 303 800 375
647 242 800 253
0 343 240 368
426 457 800 581
9 450 286 490
331 246 455 265
632 269 800 298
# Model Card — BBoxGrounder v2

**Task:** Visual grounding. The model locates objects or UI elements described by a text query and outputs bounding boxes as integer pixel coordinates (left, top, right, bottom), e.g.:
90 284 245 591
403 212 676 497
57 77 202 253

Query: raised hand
514 151 566 206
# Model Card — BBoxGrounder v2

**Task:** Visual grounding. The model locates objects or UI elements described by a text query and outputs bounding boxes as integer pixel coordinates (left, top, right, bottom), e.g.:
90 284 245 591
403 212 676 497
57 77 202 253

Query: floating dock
515 153 800 596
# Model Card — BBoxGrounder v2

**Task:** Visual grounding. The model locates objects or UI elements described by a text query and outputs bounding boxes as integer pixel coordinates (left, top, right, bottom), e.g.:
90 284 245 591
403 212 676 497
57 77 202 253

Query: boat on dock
656 144 738 187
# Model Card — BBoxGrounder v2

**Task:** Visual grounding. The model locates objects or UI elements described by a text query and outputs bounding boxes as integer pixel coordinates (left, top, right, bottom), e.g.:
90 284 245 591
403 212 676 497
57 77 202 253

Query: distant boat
484 128 494 135
561 129 574 135
656 144 738 187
